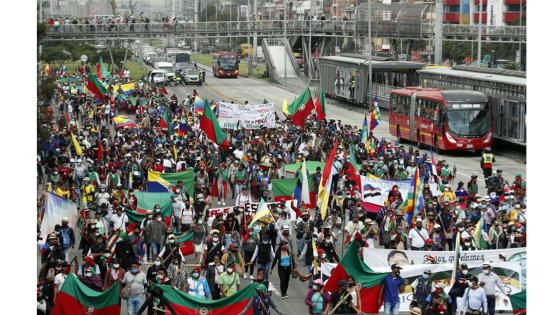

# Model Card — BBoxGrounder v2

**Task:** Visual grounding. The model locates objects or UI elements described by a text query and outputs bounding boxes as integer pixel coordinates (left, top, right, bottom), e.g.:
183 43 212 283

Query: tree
129 0 137 16
111 0 117 16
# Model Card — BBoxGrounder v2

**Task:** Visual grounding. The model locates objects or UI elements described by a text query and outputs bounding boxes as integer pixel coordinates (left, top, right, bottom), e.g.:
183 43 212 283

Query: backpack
61 228 71 250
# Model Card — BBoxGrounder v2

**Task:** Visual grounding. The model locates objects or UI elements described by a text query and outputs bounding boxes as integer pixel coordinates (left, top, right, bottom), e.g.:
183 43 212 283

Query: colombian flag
404 167 423 225
112 115 136 128
146 169 195 197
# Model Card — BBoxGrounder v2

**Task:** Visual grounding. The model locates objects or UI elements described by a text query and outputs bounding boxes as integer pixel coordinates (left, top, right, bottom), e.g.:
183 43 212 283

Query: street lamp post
284 1 287 87
368 0 372 110
477 0 482 67
519 0 523 70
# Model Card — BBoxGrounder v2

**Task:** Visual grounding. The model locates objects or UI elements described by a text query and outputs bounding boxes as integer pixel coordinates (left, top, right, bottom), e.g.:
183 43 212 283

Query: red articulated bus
389 87 493 152
212 52 240 78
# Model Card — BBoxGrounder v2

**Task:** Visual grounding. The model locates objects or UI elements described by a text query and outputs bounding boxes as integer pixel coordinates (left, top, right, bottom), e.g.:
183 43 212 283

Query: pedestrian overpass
43 20 526 44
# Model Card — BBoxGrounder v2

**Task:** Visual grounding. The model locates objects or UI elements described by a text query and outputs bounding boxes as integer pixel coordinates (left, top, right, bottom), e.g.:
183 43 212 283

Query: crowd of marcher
37 63 526 315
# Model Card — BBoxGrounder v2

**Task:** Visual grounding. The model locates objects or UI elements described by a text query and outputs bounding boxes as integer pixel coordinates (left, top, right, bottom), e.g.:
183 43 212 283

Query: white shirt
477 272 507 296
233 149 244 160
111 213 129 231
461 287 487 312
408 227 429 248
172 200 186 218
344 221 364 240
54 273 67 289
236 193 252 206
181 207 194 225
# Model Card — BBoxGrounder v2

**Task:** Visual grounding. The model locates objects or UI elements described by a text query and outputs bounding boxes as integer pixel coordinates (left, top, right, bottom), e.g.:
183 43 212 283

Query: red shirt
152 164 164 173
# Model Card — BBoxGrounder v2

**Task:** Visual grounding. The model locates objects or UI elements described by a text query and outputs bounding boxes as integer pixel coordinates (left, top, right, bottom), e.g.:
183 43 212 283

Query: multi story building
165 0 196 21
444 0 526 25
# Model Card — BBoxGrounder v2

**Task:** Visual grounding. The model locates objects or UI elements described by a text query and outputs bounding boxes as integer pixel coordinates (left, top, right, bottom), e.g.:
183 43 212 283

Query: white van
153 61 175 80
148 69 167 84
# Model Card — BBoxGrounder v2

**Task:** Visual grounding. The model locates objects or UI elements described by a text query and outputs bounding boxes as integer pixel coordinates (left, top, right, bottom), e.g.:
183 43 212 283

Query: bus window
390 94 397 112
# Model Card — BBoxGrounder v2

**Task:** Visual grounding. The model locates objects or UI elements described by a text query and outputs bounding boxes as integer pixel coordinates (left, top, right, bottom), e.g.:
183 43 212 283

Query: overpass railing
43 21 526 42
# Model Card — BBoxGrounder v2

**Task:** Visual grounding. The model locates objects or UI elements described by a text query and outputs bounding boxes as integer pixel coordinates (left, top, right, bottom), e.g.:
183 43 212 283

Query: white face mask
312 285 319 290
212 237 219 242
483 270 490 275
422 274 429 280
227 268 233 273
321 254 327 259
85 272 93 277
169 239 175 244
464 242 471 246
113 264 120 269
156 217 162 222
154 261 161 266
461 270 468 275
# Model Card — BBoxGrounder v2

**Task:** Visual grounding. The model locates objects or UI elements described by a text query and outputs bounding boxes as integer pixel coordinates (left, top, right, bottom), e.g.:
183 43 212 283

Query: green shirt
219 272 240 297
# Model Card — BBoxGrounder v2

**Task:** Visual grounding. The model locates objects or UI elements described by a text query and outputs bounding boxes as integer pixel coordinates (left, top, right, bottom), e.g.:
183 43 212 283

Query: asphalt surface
39 64 523 314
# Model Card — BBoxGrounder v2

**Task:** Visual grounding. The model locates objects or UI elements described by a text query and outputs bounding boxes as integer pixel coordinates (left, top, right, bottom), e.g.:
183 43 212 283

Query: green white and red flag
159 282 265 315
323 241 389 314
51 274 120 315
288 88 315 127
314 89 326 121
510 291 526 315
200 101 229 149
86 74 107 100
96 56 111 80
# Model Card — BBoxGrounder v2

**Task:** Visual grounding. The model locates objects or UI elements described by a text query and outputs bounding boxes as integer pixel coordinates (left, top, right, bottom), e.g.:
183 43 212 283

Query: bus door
409 93 417 141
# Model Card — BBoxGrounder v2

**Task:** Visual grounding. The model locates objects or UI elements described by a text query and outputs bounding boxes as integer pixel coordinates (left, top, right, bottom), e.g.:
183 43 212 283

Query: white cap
282 224 290 230
62 217 69 222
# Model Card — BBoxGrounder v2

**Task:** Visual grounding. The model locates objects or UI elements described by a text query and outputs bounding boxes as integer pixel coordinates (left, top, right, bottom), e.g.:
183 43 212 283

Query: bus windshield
218 57 238 70
446 103 490 137
176 53 190 63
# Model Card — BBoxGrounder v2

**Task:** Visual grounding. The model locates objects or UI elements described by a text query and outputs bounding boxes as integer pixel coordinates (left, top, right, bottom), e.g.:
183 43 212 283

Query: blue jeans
150 241 161 260
384 301 400 315
296 238 305 256
127 294 145 315
256 262 271 280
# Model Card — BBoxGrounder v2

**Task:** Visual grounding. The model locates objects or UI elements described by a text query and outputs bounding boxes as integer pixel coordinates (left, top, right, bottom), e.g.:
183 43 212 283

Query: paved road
169 64 526 185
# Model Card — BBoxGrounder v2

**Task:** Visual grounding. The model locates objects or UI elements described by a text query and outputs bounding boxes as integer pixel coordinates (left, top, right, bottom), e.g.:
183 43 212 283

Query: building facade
444 0 526 25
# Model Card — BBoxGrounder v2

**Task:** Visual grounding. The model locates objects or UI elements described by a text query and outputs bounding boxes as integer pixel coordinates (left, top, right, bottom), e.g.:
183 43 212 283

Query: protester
219 262 241 297
378 264 406 315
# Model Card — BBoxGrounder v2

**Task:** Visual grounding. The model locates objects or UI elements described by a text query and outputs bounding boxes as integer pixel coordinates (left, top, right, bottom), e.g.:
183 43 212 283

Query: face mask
321 254 327 259
154 261 161 266
156 217 162 222
212 237 219 242
85 272 93 277
263 240 269 245
169 239 175 244
483 270 490 275
462 270 468 275
156 275 163 280
193 272 199 278
227 268 233 273
130 268 138 273
103 253 110 258
312 285 318 290
113 264 120 269
423 274 429 280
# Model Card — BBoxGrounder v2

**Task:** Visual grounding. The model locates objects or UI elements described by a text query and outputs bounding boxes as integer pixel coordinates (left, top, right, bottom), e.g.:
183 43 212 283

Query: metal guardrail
281 38 305 81
43 21 526 43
